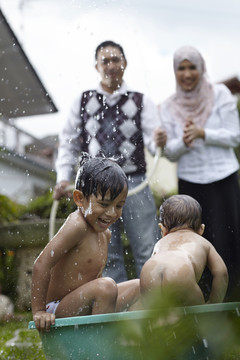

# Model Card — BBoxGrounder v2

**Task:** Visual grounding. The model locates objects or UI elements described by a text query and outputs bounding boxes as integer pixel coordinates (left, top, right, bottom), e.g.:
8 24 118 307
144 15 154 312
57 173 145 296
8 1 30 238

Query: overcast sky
1 0 240 138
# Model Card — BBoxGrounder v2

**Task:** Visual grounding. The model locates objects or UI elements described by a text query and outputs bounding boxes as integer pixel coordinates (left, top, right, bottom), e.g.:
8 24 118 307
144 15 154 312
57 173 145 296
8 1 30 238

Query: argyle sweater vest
79 90 146 175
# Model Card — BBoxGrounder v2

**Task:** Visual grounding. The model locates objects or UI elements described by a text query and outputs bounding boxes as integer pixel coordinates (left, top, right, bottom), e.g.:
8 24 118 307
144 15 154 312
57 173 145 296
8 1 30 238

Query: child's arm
31 249 56 332
207 245 229 303
31 213 85 331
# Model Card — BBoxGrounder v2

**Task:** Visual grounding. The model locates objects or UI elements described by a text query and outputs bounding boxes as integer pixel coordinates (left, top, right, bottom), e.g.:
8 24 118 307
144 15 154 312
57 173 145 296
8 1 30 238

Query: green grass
0 313 46 360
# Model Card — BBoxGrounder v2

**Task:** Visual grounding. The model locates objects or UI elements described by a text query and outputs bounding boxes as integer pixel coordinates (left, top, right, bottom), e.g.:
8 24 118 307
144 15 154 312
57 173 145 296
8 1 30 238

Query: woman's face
175 59 200 92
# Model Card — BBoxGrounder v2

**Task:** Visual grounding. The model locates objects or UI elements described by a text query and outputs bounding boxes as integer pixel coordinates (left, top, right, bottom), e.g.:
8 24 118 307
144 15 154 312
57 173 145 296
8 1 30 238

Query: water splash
83 199 92 217
78 272 83 280
202 338 208 348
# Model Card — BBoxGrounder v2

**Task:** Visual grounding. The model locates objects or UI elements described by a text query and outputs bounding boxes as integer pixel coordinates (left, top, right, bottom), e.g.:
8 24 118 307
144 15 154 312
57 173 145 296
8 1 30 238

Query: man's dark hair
159 194 202 232
75 152 128 200
95 40 126 61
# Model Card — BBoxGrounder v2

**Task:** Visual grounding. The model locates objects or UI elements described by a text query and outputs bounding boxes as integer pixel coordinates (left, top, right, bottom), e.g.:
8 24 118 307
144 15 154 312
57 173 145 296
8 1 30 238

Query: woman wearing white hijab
155 45 240 301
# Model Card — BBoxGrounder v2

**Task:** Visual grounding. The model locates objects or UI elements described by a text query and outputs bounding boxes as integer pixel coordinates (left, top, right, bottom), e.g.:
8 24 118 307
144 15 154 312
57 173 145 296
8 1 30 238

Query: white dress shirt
55 82 159 183
160 84 240 184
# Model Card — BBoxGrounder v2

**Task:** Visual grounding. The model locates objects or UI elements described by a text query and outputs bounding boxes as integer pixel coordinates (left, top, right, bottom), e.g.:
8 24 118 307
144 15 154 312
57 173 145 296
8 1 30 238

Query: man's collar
97 81 128 96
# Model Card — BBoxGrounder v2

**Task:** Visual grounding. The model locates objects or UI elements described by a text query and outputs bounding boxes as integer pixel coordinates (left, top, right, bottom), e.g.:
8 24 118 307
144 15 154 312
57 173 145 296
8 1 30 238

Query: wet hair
159 194 202 232
95 40 126 61
75 152 128 201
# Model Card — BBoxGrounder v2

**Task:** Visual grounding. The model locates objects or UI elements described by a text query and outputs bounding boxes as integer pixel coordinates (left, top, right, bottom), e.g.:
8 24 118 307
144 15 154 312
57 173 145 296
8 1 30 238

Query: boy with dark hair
32 154 139 332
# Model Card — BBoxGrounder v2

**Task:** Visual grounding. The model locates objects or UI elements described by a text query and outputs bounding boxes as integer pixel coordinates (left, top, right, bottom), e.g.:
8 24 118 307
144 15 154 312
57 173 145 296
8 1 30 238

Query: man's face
95 45 127 93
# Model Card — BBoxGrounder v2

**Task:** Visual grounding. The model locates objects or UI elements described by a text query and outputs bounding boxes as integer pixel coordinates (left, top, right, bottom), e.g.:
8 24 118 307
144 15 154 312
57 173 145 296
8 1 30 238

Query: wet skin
32 186 128 331
140 227 228 306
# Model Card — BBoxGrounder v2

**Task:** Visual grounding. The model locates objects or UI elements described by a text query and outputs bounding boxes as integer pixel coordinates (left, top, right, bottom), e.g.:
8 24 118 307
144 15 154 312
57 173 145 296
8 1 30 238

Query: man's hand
154 128 167 148
33 310 55 332
53 180 72 200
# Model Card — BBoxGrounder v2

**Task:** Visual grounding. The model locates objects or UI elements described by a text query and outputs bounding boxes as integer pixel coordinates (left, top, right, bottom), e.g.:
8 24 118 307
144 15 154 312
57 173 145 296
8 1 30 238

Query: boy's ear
73 190 84 207
198 224 205 236
158 223 168 236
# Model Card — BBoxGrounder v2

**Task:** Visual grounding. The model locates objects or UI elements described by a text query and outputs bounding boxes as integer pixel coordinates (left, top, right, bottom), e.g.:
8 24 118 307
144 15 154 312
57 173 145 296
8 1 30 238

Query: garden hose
49 148 162 241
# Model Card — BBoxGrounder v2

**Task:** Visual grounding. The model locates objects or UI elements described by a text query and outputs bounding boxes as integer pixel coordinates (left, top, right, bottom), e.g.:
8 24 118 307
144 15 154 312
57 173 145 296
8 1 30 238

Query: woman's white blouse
160 84 240 184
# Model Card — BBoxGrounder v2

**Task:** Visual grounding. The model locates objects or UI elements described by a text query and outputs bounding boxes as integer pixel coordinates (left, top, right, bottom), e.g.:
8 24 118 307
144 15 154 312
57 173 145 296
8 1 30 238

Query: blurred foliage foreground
116 291 240 360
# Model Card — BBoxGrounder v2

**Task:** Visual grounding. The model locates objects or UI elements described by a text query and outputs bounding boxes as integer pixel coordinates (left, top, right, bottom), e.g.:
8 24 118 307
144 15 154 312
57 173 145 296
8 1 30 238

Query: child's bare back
140 195 228 307
152 230 214 283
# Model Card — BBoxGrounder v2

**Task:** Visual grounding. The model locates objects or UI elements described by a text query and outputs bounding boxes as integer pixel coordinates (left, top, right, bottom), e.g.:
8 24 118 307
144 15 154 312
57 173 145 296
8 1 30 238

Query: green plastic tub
29 302 240 360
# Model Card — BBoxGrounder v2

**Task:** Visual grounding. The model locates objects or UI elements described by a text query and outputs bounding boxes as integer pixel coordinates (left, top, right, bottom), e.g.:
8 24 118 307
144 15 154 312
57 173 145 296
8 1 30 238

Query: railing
0 117 57 168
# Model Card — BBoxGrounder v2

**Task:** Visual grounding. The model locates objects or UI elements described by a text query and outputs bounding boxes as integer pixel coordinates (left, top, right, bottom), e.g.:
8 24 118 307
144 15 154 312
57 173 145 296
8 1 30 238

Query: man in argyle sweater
54 40 166 283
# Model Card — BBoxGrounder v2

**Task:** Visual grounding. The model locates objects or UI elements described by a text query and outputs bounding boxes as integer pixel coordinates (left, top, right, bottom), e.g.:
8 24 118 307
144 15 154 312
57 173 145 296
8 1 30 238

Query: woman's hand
154 128 167 148
183 119 205 147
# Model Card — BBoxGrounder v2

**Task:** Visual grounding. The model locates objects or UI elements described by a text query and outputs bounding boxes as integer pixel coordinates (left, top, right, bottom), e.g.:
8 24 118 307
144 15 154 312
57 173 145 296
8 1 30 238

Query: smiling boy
31 153 139 332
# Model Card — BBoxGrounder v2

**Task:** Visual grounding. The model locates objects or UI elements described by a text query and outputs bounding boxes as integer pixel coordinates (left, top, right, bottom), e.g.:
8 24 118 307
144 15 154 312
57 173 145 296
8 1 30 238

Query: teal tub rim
28 301 240 330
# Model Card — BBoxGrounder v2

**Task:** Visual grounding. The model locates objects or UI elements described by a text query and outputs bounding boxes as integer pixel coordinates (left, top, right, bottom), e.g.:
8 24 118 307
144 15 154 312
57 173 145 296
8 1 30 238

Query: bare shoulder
153 231 209 252
51 210 88 248
152 239 162 255
199 235 215 248
34 210 91 269
62 210 88 232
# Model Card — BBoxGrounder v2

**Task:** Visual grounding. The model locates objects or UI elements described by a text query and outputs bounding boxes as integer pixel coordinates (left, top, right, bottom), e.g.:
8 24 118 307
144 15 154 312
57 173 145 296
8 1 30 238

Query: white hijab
166 46 214 128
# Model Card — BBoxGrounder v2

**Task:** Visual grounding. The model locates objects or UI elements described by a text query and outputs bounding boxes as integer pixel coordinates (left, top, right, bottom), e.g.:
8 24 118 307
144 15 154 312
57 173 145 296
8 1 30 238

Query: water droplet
78 273 82 280
202 338 208 348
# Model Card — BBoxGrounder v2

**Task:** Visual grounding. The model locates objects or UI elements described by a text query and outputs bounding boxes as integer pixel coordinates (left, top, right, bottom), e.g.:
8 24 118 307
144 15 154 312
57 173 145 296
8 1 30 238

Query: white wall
0 161 54 204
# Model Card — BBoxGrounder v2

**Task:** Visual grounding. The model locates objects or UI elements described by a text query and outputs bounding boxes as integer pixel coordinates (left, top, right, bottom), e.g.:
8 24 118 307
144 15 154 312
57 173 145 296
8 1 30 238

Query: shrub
0 195 24 225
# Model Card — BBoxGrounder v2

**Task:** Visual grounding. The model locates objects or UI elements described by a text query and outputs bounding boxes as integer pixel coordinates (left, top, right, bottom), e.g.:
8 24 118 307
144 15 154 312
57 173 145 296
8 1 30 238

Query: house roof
0 9 57 118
